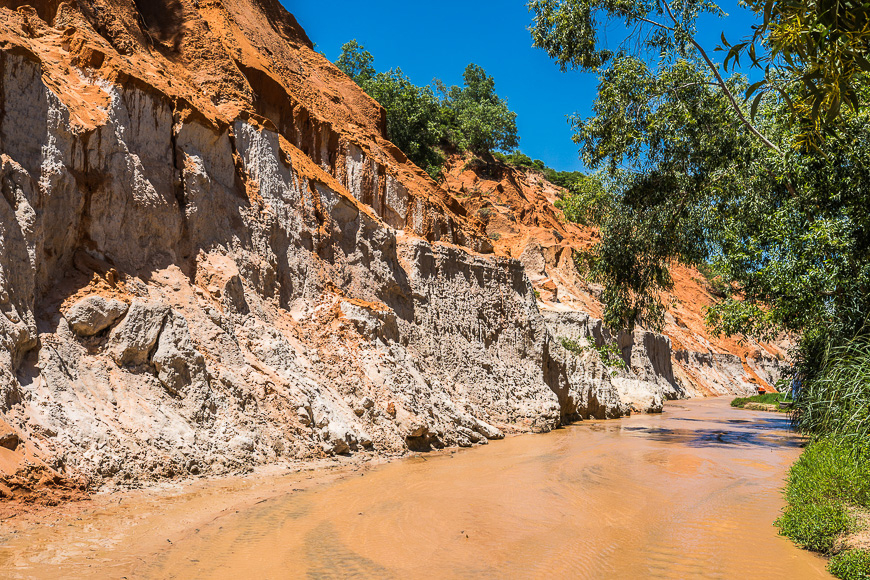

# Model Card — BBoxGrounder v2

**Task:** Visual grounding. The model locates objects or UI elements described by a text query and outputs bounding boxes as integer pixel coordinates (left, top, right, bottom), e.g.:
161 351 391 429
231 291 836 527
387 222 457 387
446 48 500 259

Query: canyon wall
0 0 780 498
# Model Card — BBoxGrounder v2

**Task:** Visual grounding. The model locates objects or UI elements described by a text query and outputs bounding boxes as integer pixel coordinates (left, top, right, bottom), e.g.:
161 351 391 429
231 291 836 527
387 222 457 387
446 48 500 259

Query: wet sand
0 397 832 579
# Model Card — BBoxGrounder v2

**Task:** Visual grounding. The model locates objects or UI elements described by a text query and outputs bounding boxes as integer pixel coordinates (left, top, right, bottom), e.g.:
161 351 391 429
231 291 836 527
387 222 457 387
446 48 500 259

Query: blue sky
287 1 759 172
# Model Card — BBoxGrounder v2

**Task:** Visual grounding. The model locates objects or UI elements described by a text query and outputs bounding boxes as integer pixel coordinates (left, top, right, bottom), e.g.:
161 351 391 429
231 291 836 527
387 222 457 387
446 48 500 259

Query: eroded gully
0 397 832 579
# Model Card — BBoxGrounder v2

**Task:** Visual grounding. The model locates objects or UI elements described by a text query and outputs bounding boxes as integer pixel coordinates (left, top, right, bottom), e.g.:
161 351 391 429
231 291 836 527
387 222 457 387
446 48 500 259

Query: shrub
783 438 870 511
776 501 852 553
494 151 546 171
776 436 870 571
828 550 870 580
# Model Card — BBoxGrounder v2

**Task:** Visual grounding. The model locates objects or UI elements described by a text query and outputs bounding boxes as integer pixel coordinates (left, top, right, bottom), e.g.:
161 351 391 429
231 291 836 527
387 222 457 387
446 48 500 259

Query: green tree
439 64 520 154
336 43 521 177
723 0 870 143
336 40 375 82
363 69 446 178
530 0 869 149
529 0 870 350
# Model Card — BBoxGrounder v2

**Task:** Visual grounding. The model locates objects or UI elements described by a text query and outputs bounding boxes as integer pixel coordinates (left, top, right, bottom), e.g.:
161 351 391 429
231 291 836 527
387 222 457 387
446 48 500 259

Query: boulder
64 296 129 336
107 301 170 366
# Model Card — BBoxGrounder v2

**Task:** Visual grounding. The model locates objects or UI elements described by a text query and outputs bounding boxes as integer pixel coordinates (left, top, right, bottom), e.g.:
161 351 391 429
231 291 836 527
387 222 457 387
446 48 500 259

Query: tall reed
794 338 870 443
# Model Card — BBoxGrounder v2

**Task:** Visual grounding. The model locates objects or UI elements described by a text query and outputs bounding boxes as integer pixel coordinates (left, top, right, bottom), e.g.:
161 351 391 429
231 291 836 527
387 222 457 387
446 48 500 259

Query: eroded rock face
0 0 766 495
541 310 686 414
107 301 170 367
442 156 787 398
152 310 209 398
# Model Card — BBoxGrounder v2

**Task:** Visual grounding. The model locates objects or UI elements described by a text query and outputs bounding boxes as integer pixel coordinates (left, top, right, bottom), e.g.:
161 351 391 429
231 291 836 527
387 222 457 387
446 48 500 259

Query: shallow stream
0 397 832 578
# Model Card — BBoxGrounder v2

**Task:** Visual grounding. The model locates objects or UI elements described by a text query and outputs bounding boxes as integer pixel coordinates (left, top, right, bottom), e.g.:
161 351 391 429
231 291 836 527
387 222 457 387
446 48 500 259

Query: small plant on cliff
559 336 626 371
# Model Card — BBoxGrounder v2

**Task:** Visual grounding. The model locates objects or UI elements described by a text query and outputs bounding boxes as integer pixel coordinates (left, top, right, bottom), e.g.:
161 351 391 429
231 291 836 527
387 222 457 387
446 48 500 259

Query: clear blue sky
287 1 759 172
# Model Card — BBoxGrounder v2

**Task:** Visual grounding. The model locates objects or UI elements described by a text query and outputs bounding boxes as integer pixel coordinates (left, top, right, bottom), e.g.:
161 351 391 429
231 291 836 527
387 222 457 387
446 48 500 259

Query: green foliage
559 337 586 355
776 500 852 553
720 0 870 144
493 151 547 171
828 550 870 580
529 0 869 150
554 172 610 226
543 168 585 189
362 70 446 179
695 262 731 298
777 340 870 578
793 338 870 443
529 0 870 338
559 336 627 370
438 64 520 155
776 437 870 557
335 43 519 177
336 40 375 83
730 393 786 407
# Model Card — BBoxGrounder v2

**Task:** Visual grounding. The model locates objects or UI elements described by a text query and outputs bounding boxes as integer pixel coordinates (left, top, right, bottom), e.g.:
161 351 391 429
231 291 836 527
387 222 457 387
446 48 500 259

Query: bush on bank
730 393 785 408
829 550 870 580
776 437 870 578
774 339 870 579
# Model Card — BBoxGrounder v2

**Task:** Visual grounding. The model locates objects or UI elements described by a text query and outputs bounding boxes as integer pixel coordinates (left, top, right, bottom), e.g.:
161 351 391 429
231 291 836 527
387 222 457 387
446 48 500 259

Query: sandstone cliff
441 156 785 398
0 0 780 500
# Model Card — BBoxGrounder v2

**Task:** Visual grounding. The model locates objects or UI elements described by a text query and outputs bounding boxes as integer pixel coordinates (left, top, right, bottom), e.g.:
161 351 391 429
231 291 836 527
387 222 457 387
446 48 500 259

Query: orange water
0 397 832 579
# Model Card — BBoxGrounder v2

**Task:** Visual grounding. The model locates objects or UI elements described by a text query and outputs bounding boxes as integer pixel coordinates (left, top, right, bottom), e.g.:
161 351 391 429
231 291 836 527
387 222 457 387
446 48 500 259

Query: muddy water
1 397 831 579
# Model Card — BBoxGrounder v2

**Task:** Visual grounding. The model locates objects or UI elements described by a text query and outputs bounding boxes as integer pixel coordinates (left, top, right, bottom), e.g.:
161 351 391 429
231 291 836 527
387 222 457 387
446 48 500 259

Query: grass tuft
731 393 786 408
795 339 870 443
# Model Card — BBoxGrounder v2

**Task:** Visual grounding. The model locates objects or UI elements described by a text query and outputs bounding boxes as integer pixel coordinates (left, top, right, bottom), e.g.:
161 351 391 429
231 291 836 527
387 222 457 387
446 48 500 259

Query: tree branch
659 0 783 155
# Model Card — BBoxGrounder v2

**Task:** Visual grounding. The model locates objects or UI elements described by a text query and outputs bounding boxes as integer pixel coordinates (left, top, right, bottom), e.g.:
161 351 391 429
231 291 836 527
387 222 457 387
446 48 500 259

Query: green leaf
854 53 870 73
746 80 766 98
843 88 860 113
826 96 841 122
750 92 764 120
